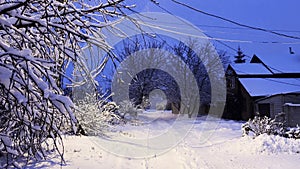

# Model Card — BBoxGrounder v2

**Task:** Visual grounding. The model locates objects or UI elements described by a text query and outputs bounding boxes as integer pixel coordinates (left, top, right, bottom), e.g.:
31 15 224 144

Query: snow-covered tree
0 0 136 167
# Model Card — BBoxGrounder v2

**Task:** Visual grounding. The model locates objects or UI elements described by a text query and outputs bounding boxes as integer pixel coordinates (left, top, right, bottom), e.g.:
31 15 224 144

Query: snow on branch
0 0 137 167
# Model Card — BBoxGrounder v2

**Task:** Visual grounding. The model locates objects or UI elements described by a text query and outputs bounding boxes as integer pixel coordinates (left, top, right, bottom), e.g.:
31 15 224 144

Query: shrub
242 114 285 137
156 101 167 110
118 100 139 120
242 113 300 139
286 125 300 139
74 94 123 136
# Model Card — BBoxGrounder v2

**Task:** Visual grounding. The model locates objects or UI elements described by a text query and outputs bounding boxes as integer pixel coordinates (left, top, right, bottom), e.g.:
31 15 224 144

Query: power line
195 25 300 33
149 2 298 64
147 21 300 33
149 1 273 59
149 2 250 44
171 0 300 40
134 4 300 45
149 1 300 86
137 20 300 44
234 68 300 87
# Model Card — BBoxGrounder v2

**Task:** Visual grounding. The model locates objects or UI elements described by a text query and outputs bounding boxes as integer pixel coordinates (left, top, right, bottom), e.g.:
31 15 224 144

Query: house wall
224 69 254 120
255 94 300 119
239 81 254 120
255 95 282 118
224 68 238 119
283 104 300 127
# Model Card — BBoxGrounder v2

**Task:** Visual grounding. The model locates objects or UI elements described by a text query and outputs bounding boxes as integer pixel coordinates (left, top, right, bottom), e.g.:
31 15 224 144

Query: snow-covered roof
231 63 272 75
239 78 300 97
284 103 300 107
258 54 300 73
228 54 300 97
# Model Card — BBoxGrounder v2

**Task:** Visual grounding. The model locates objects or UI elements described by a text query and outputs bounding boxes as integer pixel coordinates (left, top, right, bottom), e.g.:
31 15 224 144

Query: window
227 77 235 89
258 103 270 117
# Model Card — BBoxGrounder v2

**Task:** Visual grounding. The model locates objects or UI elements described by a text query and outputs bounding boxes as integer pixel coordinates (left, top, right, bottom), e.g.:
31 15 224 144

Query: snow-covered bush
286 125 300 139
74 94 123 136
242 114 300 140
156 102 166 110
155 100 167 110
242 115 285 137
118 100 139 119
141 96 151 110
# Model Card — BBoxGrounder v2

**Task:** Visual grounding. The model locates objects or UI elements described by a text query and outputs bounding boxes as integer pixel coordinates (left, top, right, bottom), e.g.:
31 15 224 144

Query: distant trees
112 38 171 107
112 38 229 116
0 0 136 167
171 40 229 116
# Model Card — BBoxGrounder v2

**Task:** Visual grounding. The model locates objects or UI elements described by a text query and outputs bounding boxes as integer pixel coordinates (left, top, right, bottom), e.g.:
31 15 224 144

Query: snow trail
23 111 300 169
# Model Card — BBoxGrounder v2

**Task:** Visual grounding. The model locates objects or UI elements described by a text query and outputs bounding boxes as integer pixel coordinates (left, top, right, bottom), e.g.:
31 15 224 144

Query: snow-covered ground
27 111 300 169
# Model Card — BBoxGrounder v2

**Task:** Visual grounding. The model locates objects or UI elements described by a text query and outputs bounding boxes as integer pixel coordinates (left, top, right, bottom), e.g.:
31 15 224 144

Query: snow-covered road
27 111 300 169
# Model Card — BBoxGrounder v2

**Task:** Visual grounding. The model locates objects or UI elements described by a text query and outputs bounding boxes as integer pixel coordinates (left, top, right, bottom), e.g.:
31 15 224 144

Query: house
224 55 300 121
224 63 266 120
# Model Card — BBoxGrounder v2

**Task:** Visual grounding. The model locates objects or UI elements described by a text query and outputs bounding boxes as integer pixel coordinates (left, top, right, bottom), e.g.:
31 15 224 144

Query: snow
6 147 18 156
0 135 12 146
260 54 300 73
24 111 300 169
229 55 300 97
240 134 300 154
239 78 300 96
285 103 300 107
0 66 12 88
231 63 273 75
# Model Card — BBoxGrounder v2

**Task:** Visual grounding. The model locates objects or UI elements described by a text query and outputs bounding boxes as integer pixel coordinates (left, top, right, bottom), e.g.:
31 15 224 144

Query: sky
127 0 300 72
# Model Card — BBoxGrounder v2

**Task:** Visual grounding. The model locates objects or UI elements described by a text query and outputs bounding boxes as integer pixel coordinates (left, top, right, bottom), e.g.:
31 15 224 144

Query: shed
255 92 300 119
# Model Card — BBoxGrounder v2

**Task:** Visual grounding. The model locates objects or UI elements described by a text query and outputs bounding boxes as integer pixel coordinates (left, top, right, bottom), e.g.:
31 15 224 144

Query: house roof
239 78 300 97
250 55 263 64
228 54 300 97
257 54 300 73
230 63 273 75
255 91 300 103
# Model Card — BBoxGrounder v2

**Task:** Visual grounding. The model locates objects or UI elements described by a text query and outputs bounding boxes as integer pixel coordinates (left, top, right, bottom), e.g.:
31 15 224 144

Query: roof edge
255 91 300 102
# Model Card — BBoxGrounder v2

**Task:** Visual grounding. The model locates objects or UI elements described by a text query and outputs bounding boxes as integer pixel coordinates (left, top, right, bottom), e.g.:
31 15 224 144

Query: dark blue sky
128 0 300 72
